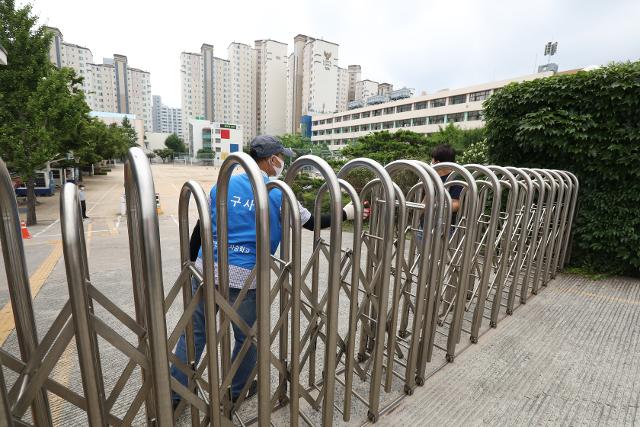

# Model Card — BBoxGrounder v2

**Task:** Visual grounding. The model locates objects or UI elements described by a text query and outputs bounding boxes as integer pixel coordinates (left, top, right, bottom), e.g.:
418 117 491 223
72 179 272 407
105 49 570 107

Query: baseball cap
250 135 295 158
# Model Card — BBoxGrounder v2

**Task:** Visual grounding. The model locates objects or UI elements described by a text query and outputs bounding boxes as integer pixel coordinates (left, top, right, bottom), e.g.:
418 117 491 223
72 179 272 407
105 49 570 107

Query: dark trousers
81 200 88 218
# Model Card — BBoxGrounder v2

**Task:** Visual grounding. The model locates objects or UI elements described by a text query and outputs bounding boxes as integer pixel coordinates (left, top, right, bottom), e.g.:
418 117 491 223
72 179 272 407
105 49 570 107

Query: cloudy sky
27 0 640 107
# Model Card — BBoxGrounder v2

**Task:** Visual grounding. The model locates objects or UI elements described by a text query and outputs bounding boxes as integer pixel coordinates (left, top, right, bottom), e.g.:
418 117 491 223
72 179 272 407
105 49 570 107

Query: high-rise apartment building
355 79 380 101
286 34 340 133
213 57 231 124
180 47 206 139
152 95 183 136
255 39 288 136
336 67 349 112
46 27 152 131
228 42 256 144
378 82 393 96
347 65 361 102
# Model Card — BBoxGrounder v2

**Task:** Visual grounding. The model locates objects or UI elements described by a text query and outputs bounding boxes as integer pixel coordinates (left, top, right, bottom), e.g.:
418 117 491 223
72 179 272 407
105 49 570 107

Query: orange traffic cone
21 221 32 239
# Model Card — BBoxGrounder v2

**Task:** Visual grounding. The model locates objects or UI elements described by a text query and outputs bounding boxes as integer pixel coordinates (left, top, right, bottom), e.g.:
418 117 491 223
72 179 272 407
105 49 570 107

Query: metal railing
0 148 579 426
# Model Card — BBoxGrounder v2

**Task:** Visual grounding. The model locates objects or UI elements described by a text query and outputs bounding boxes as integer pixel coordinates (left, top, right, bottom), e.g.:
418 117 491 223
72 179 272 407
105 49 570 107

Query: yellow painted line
51 222 93 424
0 241 64 346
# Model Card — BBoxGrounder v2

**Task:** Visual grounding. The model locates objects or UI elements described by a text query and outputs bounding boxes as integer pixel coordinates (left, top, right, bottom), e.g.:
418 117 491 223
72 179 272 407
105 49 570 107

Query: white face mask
271 156 284 178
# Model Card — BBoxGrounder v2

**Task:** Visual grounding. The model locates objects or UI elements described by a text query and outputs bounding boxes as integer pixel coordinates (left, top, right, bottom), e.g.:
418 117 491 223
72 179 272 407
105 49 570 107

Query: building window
469 90 491 102
397 104 412 113
412 117 427 126
384 107 395 114
449 94 467 105
447 112 465 123
360 124 370 131
326 118 333 124
362 111 371 118
383 121 394 129
430 115 445 124
351 126 359 132
343 127 350 133
373 109 382 117
372 123 382 130
467 110 484 121
414 101 428 110
430 98 446 108
396 119 411 127
351 113 360 120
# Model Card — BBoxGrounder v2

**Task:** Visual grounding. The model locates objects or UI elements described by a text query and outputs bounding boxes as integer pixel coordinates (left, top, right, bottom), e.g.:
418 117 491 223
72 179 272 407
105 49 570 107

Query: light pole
544 41 558 64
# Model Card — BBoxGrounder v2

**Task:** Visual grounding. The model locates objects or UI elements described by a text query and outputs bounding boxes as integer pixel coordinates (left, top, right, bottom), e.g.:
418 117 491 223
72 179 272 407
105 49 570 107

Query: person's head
79 184 85 190
430 144 456 165
249 135 295 178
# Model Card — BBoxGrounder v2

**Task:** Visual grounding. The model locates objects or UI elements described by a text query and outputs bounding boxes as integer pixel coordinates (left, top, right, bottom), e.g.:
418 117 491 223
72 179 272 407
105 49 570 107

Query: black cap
250 135 295 159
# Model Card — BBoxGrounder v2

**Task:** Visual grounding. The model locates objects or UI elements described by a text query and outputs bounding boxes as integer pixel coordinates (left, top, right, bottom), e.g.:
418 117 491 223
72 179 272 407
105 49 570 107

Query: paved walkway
380 274 640 426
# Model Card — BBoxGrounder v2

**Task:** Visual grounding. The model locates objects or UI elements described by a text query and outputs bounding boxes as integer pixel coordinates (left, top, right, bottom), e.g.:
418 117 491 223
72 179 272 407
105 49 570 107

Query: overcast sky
26 0 640 107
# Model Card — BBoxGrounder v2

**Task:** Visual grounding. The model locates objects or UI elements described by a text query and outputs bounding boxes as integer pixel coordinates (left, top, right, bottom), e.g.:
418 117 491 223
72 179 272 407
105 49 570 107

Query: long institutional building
310 71 555 151
46 27 152 132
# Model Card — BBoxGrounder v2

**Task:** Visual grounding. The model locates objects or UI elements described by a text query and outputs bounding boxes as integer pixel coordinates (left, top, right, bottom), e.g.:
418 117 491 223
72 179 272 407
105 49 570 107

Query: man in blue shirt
171 135 360 409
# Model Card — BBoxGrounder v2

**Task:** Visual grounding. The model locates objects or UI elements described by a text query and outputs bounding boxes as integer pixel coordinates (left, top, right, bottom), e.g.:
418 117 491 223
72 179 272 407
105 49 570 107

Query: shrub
484 61 640 276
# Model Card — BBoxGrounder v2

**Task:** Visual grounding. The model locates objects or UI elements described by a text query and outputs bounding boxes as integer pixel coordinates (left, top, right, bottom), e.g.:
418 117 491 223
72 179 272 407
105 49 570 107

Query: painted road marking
0 241 63 345
33 219 60 238
50 222 93 424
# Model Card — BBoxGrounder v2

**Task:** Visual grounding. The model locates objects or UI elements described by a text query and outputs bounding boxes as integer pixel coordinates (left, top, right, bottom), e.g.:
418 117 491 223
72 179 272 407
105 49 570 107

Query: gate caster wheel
368 411 379 423
506 309 513 315
470 336 478 344
490 321 497 328
416 376 425 386
446 354 455 363
404 384 414 395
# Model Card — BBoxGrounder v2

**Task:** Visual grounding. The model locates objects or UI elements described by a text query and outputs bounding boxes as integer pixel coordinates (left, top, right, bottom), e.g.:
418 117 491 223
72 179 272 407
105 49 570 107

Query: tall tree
164 133 187 153
120 116 139 148
0 1 91 224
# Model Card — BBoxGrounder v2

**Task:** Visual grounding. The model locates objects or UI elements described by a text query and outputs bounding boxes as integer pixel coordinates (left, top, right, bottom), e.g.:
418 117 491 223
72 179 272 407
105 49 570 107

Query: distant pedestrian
79 185 89 219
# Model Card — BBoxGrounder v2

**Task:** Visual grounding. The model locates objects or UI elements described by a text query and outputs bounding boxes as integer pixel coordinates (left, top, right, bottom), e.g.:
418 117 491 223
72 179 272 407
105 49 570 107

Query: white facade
213 57 231 123
301 39 339 115
127 67 152 131
311 71 554 151
336 67 349 112
152 95 183 137
180 51 206 139
286 35 341 134
46 28 152 132
285 52 296 133
355 79 379 101
0 45 6 65
145 132 174 151
255 39 288 136
228 43 256 144
189 119 244 160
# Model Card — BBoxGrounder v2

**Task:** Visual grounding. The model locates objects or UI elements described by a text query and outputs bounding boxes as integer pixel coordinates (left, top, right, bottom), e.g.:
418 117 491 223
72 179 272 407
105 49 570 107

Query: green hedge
484 62 640 276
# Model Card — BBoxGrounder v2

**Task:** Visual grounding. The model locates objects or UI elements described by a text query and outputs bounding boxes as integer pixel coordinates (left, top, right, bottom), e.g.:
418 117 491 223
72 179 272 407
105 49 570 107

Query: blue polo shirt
197 172 283 270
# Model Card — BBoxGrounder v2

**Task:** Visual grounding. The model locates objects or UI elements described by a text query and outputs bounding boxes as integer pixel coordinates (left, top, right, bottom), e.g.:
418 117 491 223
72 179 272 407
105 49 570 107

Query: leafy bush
459 139 489 165
484 62 640 276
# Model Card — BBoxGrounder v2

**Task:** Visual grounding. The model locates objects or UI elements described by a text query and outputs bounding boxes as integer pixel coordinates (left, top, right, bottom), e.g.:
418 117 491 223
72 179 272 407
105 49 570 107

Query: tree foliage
0 1 92 224
484 61 640 276
154 148 174 163
165 133 186 153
